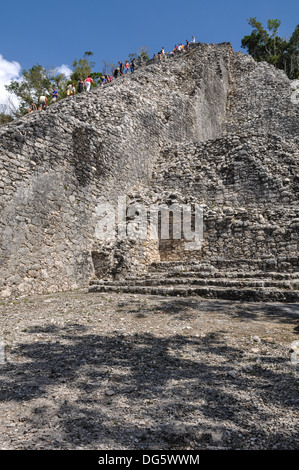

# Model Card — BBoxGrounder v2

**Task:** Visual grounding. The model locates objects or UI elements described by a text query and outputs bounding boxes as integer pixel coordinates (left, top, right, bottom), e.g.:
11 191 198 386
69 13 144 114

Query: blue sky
0 0 298 106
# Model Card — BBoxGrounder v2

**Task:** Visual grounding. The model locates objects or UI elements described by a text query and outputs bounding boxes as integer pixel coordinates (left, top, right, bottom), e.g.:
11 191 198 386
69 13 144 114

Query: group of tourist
27 35 197 114
97 36 197 88
153 36 196 60
99 58 137 86
27 75 94 113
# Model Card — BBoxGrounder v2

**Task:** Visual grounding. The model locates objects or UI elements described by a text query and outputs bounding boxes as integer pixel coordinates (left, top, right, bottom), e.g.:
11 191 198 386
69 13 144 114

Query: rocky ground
0 289 298 450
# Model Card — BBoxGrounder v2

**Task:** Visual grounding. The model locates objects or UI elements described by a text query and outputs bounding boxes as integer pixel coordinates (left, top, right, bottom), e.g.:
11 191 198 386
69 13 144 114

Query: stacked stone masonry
0 43 298 300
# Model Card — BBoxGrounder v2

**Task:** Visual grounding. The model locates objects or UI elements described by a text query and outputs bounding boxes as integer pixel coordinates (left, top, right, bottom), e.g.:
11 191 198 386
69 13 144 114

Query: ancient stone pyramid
1 42 298 300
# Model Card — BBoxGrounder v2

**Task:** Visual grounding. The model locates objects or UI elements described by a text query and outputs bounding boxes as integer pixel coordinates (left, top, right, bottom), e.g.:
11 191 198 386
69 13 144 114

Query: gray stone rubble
0 43 299 450
0 42 298 299
0 290 298 450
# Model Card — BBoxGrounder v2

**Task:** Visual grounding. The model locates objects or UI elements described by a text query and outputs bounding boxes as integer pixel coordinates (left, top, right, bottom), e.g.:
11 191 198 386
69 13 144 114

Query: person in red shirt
124 61 130 74
84 75 93 91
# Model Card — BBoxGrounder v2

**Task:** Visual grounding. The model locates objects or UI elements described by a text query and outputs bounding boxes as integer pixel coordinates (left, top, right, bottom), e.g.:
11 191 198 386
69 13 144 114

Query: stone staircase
89 260 299 302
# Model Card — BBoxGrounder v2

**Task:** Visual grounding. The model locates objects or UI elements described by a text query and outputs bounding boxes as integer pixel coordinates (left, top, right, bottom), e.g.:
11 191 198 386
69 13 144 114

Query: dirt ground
0 289 298 450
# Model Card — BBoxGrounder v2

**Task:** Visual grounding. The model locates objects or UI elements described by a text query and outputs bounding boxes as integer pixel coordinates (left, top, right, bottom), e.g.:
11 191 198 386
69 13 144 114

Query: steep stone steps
90 277 299 289
145 269 299 280
149 258 299 273
89 262 299 301
88 282 299 302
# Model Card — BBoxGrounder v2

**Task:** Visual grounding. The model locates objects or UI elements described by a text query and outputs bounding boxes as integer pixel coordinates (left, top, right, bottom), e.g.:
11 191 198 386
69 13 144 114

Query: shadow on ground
120 296 299 333
1 303 298 449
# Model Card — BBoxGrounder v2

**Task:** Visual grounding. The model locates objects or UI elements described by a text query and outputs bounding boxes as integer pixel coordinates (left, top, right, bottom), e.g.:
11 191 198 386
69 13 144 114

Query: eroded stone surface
0 42 298 298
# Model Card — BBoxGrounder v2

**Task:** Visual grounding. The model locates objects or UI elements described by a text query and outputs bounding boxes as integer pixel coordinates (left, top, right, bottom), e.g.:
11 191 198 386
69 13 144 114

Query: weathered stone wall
150 132 298 270
0 42 298 297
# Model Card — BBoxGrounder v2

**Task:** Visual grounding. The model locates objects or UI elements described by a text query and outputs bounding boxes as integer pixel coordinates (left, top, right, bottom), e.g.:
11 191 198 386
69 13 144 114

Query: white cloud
51 64 72 78
0 54 22 111
0 55 21 82
0 57 72 114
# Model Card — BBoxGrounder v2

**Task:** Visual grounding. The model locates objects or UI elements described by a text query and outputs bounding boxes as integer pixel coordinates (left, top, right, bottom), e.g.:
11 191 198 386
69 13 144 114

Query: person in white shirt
66 83 76 97
38 95 48 110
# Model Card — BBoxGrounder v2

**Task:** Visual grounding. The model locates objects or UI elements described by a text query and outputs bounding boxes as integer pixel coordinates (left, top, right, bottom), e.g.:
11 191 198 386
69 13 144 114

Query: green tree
0 112 13 125
241 18 298 78
128 46 150 63
48 72 69 101
285 24 299 79
128 52 138 61
90 72 103 85
71 51 95 81
5 64 52 116
138 46 150 61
